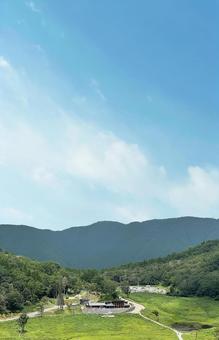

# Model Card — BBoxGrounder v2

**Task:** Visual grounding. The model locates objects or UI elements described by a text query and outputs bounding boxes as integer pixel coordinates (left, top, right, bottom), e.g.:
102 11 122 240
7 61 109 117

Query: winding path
126 298 183 340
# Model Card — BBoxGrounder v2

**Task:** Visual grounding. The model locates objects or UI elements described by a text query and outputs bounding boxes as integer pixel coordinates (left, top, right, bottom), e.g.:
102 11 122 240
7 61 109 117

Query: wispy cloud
90 78 106 101
0 207 33 224
1 56 219 225
0 56 12 71
32 167 59 187
168 166 219 216
25 1 40 13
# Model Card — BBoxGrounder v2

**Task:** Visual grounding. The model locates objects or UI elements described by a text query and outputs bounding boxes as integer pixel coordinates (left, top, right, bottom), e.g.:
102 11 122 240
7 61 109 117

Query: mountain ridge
3 216 218 232
1 216 219 268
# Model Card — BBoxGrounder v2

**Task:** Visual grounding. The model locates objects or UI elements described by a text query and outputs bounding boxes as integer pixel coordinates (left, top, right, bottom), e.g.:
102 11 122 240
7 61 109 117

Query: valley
0 226 219 340
1 239 219 339
0 291 219 339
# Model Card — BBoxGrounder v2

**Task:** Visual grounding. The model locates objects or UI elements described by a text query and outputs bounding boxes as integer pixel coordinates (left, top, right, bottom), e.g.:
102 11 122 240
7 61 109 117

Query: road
0 304 61 323
126 298 183 340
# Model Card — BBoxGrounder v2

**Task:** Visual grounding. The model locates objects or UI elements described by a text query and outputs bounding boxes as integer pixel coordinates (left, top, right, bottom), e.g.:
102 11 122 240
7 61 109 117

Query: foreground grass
131 292 219 339
0 311 177 340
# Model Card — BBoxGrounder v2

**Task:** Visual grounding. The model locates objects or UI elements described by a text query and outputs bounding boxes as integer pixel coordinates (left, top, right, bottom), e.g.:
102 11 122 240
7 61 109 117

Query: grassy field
131 292 219 339
1 294 219 339
0 298 57 321
0 311 178 340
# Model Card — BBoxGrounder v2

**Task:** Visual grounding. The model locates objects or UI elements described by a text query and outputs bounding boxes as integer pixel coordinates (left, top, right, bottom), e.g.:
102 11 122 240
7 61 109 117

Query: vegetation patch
0 251 119 314
105 240 219 299
172 322 213 332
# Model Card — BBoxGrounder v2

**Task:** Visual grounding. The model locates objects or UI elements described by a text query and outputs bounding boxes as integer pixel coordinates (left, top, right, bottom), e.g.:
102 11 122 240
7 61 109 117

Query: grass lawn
184 328 217 340
131 292 219 339
0 310 177 340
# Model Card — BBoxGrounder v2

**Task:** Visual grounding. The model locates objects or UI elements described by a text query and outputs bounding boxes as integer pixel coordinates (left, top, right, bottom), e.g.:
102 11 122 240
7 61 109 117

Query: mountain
1 217 219 268
106 240 219 298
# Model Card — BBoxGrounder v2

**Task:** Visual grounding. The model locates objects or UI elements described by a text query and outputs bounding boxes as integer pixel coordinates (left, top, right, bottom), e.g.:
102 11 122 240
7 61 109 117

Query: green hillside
0 250 81 313
106 240 219 298
0 250 116 313
1 217 219 268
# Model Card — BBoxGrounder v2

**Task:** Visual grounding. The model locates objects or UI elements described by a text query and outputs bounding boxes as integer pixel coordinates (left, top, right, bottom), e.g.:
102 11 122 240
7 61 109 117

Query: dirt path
0 304 62 323
0 295 81 323
126 298 183 340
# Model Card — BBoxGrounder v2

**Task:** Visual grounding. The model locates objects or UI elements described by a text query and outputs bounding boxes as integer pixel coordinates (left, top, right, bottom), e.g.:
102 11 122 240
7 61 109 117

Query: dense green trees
81 269 119 300
6 290 23 311
0 251 119 313
0 251 84 313
105 240 219 299
3 239 219 314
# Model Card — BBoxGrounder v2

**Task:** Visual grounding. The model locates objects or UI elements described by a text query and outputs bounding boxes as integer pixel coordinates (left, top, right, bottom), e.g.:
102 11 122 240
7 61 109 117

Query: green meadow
131 292 219 339
1 294 219 339
0 312 177 340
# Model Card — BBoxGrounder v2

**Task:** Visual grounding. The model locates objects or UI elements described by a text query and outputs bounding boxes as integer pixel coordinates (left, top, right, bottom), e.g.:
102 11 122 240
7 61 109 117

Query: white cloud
0 207 33 224
0 122 50 170
0 56 12 71
114 205 154 223
168 166 219 216
25 1 40 13
32 167 58 187
1 56 219 224
65 125 149 193
0 117 158 195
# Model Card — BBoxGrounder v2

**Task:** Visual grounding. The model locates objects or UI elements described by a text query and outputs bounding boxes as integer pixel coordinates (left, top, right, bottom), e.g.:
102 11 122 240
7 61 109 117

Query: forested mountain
1 217 219 268
0 250 81 313
106 240 219 298
0 250 117 313
1 239 219 314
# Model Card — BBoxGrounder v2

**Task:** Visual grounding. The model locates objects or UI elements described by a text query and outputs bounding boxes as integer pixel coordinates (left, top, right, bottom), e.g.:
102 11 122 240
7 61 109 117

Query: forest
2 239 219 314
105 240 219 298
0 250 117 313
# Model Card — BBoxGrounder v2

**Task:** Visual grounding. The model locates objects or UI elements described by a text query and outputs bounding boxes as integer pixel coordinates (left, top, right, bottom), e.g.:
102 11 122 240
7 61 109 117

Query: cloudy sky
0 0 219 229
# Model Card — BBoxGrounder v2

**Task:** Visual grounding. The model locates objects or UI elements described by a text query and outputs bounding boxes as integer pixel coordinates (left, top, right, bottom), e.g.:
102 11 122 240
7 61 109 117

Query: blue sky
0 0 219 229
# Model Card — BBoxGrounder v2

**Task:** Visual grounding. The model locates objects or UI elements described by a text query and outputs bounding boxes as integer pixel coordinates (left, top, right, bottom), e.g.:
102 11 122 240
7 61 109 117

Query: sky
0 0 219 229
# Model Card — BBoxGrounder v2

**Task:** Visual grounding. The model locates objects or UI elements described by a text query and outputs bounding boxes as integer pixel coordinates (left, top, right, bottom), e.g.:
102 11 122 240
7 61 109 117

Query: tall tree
62 276 68 296
56 291 64 310
17 313 29 334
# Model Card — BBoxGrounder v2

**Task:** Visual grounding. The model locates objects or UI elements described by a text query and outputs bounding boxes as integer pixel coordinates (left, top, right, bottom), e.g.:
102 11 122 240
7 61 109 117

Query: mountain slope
1 217 219 268
0 249 81 312
106 240 219 298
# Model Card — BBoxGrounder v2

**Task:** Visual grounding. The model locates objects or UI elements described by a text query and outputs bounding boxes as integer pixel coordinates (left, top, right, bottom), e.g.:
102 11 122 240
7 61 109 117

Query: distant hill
1 217 219 268
105 239 219 298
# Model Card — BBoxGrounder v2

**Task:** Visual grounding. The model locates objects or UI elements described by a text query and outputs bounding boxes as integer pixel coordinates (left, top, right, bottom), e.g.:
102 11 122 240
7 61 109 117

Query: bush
6 290 23 312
